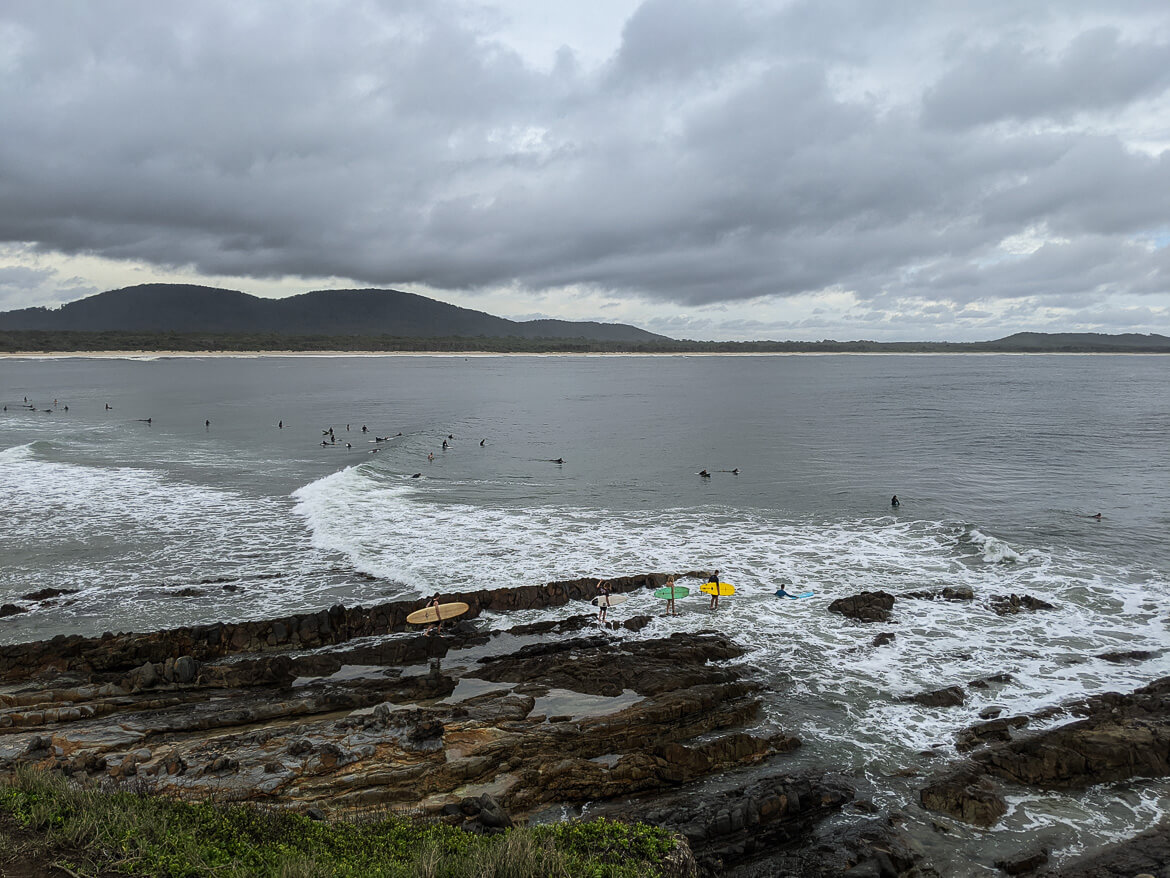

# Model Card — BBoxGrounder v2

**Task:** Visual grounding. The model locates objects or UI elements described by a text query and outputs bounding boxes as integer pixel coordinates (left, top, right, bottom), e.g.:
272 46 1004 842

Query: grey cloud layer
1 0 1168 312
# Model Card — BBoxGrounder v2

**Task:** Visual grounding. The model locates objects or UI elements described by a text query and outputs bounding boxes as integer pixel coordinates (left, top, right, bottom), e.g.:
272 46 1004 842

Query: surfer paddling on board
708 570 721 610
596 579 612 624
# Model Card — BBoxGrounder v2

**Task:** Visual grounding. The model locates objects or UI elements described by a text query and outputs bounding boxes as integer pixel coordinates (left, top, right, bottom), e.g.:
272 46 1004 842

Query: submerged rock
905 686 965 708
903 586 974 602
989 594 1055 615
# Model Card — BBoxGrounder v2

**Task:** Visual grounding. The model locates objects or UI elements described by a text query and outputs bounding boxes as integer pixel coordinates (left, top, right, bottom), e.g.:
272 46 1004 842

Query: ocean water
2 353 1169 872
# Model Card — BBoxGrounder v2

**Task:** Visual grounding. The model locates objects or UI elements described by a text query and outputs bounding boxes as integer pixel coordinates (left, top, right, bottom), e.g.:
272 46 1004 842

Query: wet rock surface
922 676 1170 828
0 576 848 874
827 591 896 623
1039 822 1169 877
4 574 1166 877
989 594 1056 616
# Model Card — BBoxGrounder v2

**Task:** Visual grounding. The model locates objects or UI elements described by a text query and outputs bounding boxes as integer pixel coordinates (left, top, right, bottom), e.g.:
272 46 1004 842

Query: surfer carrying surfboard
595 579 612 623
665 576 678 616
708 570 720 610
424 594 442 635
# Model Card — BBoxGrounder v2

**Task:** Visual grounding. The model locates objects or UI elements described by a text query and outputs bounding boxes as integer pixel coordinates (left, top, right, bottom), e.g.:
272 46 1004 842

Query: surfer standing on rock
665 576 678 616
596 579 611 625
425 594 442 636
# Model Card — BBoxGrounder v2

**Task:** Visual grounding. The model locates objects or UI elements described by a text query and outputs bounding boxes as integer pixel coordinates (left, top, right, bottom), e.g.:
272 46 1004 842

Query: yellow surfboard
699 582 736 597
406 601 470 624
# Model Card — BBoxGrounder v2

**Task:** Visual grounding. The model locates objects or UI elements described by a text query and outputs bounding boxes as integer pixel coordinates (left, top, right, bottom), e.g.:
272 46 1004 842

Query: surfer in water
891 495 900 507
665 576 679 616
699 470 711 477
596 579 612 624
708 570 720 610
1091 512 1103 519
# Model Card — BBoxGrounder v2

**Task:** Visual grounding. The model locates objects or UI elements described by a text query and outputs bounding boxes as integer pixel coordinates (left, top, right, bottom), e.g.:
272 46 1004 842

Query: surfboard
776 590 815 599
700 582 735 596
591 593 628 607
653 585 691 600
406 601 470 624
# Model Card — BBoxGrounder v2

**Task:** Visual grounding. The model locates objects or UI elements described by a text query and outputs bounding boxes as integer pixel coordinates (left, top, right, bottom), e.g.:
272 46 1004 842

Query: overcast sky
2 0 1169 341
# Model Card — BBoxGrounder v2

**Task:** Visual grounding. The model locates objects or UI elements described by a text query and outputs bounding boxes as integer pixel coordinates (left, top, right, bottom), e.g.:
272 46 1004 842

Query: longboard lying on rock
406 601 471 625
700 582 736 596
591 593 628 607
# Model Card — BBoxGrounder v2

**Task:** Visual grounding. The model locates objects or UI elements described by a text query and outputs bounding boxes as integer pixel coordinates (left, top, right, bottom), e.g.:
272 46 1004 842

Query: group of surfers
594 570 723 623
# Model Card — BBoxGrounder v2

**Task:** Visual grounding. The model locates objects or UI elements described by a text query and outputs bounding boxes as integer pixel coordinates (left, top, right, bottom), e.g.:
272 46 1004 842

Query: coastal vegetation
3 329 1170 354
0 766 676 877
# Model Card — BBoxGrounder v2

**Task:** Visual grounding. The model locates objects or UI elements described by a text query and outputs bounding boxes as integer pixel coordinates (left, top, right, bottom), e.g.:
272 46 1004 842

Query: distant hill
0 284 668 342
990 332 1170 352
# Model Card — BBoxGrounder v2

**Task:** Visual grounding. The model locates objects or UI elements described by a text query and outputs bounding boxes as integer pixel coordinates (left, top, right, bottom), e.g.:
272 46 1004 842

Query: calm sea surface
2 353 1169 872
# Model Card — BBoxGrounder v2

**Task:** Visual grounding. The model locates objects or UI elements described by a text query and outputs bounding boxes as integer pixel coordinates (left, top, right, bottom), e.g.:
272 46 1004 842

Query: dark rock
306 806 326 821
828 592 895 624
23 588 78 602
989 594 1055 616
920 769 1007 827
1097 649 1158 663
956 715 1028 752
969 673 1013 689
906 686 965 708
725 811 937 878
598 771 855 873
476 794 513 828
926 676 1170 828
995 847 1049 875
1039 823 1170 876
872 632 896 647
904 586 974 601
470 632 745 697
173 655 197 683
0 604 28 618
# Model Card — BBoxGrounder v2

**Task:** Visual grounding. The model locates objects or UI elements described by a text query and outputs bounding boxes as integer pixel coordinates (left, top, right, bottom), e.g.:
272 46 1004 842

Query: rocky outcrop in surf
827 591 895 623
988 593 1056 615
1038 822 1170 877
0 572 706 683
0 597 810 874
920 676 1170 828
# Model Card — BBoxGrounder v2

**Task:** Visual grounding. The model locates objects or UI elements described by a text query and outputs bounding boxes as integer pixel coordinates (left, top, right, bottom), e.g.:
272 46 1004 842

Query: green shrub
0 768 675 878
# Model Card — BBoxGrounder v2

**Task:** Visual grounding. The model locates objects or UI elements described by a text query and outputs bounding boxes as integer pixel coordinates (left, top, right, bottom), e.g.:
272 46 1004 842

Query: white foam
290 463 1170 805
0 444 401 638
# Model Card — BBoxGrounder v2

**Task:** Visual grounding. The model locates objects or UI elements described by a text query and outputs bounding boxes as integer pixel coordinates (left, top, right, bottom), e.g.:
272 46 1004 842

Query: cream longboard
591 593 628 608
406 601 470 625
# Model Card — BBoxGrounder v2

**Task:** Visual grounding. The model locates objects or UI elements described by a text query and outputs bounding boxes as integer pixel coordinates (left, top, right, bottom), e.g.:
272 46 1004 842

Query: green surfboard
653 585 690 600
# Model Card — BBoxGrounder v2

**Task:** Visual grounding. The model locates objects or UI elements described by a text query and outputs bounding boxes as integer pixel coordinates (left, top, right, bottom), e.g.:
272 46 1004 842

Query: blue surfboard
775 589 815 599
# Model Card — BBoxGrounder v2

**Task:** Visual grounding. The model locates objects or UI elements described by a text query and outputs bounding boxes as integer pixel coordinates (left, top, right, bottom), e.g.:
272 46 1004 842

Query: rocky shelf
1 577 1167 876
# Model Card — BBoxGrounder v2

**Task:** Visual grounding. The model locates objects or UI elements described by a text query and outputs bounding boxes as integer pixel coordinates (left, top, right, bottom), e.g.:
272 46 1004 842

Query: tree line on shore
2 329 1170 354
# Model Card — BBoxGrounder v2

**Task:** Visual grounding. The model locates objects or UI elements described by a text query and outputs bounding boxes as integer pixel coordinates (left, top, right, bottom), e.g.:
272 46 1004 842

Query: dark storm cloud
0 0 1168 313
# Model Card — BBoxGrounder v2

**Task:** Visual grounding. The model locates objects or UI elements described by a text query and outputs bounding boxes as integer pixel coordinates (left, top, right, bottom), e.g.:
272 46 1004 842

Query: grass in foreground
0 767 675 877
